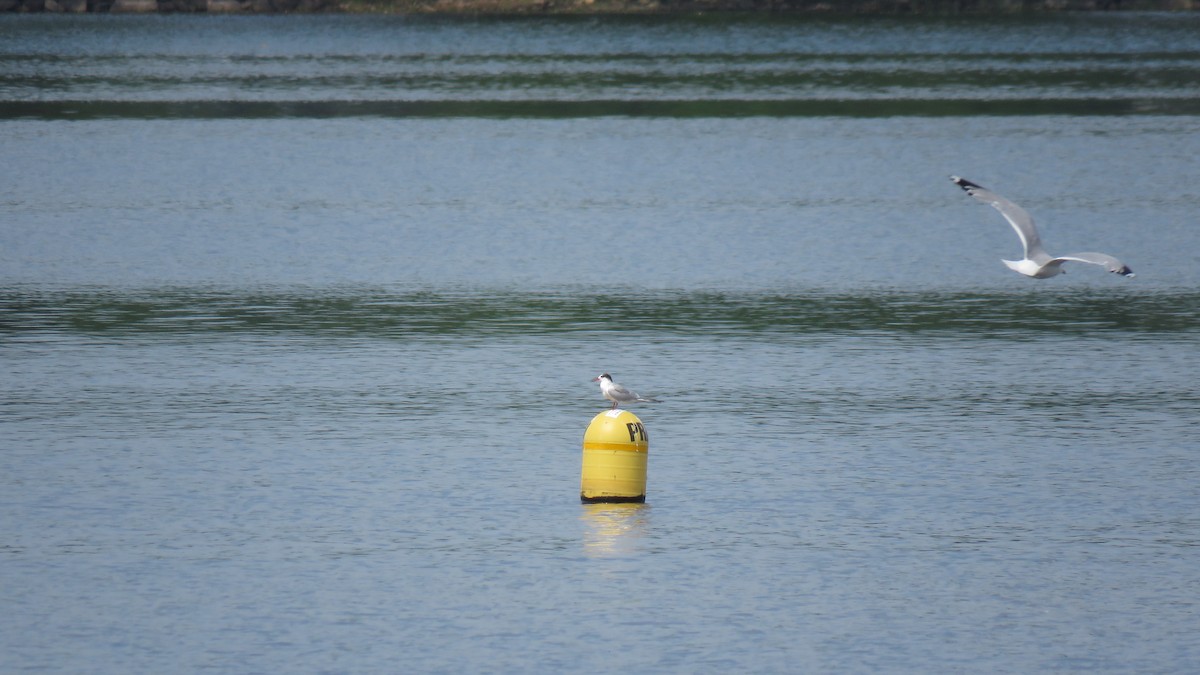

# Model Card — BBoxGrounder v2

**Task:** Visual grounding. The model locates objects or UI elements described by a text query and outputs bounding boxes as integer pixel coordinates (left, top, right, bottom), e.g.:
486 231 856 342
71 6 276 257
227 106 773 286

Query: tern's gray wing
608 383 639 401
951 176 1050 262
1054 252 1135 277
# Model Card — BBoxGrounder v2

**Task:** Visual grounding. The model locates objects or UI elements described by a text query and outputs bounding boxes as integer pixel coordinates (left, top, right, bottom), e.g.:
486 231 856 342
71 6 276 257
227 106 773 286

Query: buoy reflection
580 502 650 557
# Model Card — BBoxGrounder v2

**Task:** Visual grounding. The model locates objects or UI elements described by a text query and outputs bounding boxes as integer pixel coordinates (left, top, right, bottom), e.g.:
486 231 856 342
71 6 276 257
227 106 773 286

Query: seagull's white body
592 373 658 410
951 176 1135 279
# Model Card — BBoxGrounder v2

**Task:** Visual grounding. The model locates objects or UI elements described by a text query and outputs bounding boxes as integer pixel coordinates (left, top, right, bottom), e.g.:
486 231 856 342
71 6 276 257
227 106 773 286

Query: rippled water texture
3 13 1200 116
2 13 1200 674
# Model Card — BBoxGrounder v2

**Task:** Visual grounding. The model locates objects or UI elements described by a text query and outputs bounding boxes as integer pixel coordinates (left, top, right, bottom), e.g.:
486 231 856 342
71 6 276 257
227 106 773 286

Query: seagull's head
592 373 612 383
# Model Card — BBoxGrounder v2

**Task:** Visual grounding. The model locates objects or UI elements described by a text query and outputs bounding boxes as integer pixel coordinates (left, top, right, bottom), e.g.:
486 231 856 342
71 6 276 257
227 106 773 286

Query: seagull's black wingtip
950 175 982 191
1117 266 1136 278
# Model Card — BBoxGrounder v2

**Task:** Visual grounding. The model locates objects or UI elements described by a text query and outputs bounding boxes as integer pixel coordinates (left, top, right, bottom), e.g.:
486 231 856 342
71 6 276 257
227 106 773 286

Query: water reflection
3 287 1198 338
7 98 1200 121
4 15 1200 119
580 503 650 558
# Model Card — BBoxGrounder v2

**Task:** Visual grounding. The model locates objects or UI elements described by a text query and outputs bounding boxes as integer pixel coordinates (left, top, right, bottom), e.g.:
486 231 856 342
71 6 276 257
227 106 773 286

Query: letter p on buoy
580 409 648 503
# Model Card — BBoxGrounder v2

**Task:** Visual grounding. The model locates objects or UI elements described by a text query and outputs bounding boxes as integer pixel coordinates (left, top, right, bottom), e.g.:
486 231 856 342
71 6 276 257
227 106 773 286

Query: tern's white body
592 373 658 410
951 176 1135 280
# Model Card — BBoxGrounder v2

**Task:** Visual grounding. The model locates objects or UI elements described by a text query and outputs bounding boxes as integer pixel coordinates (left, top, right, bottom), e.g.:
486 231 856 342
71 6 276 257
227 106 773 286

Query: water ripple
3 286 1197 338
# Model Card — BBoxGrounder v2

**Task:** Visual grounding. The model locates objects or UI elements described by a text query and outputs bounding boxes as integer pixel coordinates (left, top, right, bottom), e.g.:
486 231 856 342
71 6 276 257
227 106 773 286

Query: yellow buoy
580 409 649 503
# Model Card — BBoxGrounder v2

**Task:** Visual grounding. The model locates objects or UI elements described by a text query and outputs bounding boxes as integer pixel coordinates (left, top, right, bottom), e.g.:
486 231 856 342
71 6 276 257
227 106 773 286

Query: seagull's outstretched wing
951 176 1050 263
1055 253 1135 277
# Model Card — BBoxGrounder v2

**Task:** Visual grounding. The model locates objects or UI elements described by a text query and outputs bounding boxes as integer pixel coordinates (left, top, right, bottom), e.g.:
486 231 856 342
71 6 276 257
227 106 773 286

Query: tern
592 373 659 410
951 176 1134 279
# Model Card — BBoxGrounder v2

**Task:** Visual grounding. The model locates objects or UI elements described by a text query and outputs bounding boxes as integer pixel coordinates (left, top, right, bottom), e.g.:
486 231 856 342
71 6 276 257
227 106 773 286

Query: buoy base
581 493 646 504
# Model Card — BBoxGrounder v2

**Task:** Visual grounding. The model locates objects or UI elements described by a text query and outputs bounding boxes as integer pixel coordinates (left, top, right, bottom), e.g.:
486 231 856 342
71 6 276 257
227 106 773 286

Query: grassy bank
336 0 1195 12
4 0 1194 14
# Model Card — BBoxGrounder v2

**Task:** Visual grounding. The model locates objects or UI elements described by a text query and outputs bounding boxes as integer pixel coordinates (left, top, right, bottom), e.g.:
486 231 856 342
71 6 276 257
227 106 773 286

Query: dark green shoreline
3 0 1197 14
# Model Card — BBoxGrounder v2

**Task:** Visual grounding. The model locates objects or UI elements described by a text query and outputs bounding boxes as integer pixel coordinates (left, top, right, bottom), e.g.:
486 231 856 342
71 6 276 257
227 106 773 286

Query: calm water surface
2 14 1200 673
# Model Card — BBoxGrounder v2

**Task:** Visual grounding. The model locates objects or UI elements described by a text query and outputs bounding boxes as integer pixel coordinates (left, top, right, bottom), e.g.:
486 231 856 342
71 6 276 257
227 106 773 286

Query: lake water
3 13 1200 673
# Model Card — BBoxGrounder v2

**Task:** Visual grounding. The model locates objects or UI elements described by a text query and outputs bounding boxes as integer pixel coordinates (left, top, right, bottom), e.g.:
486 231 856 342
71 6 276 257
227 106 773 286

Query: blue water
3 13 1200 673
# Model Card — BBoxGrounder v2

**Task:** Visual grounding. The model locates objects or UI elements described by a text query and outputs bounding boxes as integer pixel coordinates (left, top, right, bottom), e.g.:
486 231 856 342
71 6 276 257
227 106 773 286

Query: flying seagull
592 373 659 410
951 176 1134 279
